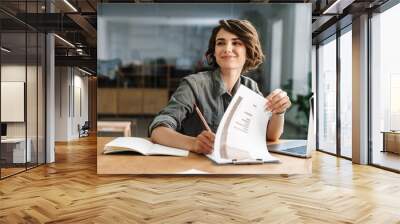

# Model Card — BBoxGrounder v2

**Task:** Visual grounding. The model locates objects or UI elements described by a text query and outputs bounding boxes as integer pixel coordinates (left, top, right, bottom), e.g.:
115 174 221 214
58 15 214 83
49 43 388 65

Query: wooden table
97 137 312 175
97 121 133 137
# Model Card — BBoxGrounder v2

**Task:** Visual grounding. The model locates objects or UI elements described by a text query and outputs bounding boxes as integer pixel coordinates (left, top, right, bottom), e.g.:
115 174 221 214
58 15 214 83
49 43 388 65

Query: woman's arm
151 126 214 154
266 113 285 141
151 126 195 151
265 89 291 141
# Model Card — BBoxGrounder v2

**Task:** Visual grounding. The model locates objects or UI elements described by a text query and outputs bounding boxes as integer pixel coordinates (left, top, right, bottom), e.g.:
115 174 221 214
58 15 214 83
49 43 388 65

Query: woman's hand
190 130 215 154
265 89 291 114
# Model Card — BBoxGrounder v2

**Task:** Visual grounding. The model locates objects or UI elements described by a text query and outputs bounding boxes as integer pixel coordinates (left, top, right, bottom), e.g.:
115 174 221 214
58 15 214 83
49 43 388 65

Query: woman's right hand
191 130 215 154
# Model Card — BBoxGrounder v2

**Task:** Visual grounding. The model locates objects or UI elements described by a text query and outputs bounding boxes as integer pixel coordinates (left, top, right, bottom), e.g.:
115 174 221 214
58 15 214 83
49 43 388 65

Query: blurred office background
97 3 312 139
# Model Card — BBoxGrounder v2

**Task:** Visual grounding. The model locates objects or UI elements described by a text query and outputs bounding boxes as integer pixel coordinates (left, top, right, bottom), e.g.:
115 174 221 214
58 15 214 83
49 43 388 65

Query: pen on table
194 103 212 132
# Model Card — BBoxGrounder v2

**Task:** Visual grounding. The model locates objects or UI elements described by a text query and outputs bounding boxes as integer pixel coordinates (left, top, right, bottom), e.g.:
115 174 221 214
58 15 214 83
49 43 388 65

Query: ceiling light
1 47 11 53
54 34 75 48
322 0 355 15
76 48 85 55
63 0 78 12
78 67 92 76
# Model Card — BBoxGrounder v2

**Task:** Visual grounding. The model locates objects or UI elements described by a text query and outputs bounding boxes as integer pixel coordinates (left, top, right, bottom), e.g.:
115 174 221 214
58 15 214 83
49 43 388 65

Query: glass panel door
339 28 352 158
317 36 337 154
371 4 400 171
1 30 28 177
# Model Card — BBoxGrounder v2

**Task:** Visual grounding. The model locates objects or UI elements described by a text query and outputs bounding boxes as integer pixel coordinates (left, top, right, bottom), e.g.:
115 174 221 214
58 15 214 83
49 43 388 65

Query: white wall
55 67 89 141
72 73 89 138
55 67 69 141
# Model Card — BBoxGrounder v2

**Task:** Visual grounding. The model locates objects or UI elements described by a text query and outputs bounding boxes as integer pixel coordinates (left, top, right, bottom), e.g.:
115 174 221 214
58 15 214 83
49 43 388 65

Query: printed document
207 85 279 164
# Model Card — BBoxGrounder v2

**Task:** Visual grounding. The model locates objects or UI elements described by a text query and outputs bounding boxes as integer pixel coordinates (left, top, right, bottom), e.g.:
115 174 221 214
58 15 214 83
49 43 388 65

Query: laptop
267 95 315 158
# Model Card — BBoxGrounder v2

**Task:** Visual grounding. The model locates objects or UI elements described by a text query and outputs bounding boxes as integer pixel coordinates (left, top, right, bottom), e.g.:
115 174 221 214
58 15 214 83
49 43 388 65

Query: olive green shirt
148 69 263 137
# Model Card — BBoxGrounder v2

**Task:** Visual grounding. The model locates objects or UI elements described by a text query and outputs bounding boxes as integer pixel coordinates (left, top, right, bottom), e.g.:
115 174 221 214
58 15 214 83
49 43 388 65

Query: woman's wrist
272 111 285 116
187 136 197 152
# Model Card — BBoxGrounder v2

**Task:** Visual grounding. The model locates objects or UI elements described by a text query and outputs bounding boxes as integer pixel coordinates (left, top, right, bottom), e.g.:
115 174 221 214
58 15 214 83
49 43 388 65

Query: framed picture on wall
1 81 25 122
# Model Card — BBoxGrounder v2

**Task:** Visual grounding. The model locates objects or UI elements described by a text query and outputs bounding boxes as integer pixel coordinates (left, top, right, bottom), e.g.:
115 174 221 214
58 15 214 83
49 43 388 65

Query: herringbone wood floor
1 136 400 224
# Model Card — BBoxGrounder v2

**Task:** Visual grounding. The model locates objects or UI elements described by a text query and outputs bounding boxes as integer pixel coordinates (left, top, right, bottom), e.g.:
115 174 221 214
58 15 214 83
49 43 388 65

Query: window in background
371 3 400 171
317 35 337 154
339 27 352 158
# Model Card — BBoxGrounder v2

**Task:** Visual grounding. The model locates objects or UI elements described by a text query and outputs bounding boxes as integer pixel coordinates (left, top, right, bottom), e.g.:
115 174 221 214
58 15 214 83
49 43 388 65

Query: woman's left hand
265 89 291 114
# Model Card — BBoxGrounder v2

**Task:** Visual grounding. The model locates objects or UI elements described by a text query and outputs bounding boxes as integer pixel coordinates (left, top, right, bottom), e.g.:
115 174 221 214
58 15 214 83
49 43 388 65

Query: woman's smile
221 55 236 59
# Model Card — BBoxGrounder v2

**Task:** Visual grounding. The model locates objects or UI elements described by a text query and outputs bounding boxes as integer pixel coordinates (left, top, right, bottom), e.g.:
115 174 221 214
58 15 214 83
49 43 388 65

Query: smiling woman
149 19 292 155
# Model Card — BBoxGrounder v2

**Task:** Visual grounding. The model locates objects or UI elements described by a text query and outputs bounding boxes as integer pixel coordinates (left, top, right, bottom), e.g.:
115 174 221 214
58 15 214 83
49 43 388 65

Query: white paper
178 169 209 174
207 85 279 164
150 144 189 157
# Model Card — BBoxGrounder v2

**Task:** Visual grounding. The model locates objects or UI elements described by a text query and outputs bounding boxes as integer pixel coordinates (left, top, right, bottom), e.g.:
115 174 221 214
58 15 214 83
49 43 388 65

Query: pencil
194 104 212 132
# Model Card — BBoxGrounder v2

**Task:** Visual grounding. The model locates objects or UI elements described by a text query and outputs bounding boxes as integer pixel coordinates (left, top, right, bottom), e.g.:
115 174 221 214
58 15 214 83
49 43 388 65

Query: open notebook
103 137 189 157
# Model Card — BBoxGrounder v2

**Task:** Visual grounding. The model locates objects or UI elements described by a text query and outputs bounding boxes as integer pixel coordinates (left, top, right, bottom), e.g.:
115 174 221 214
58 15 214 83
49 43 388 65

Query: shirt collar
212 69 242 97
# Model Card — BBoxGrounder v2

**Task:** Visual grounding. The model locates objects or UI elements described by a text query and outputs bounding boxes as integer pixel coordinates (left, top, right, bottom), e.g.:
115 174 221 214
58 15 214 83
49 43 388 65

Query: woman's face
214 29 247 72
